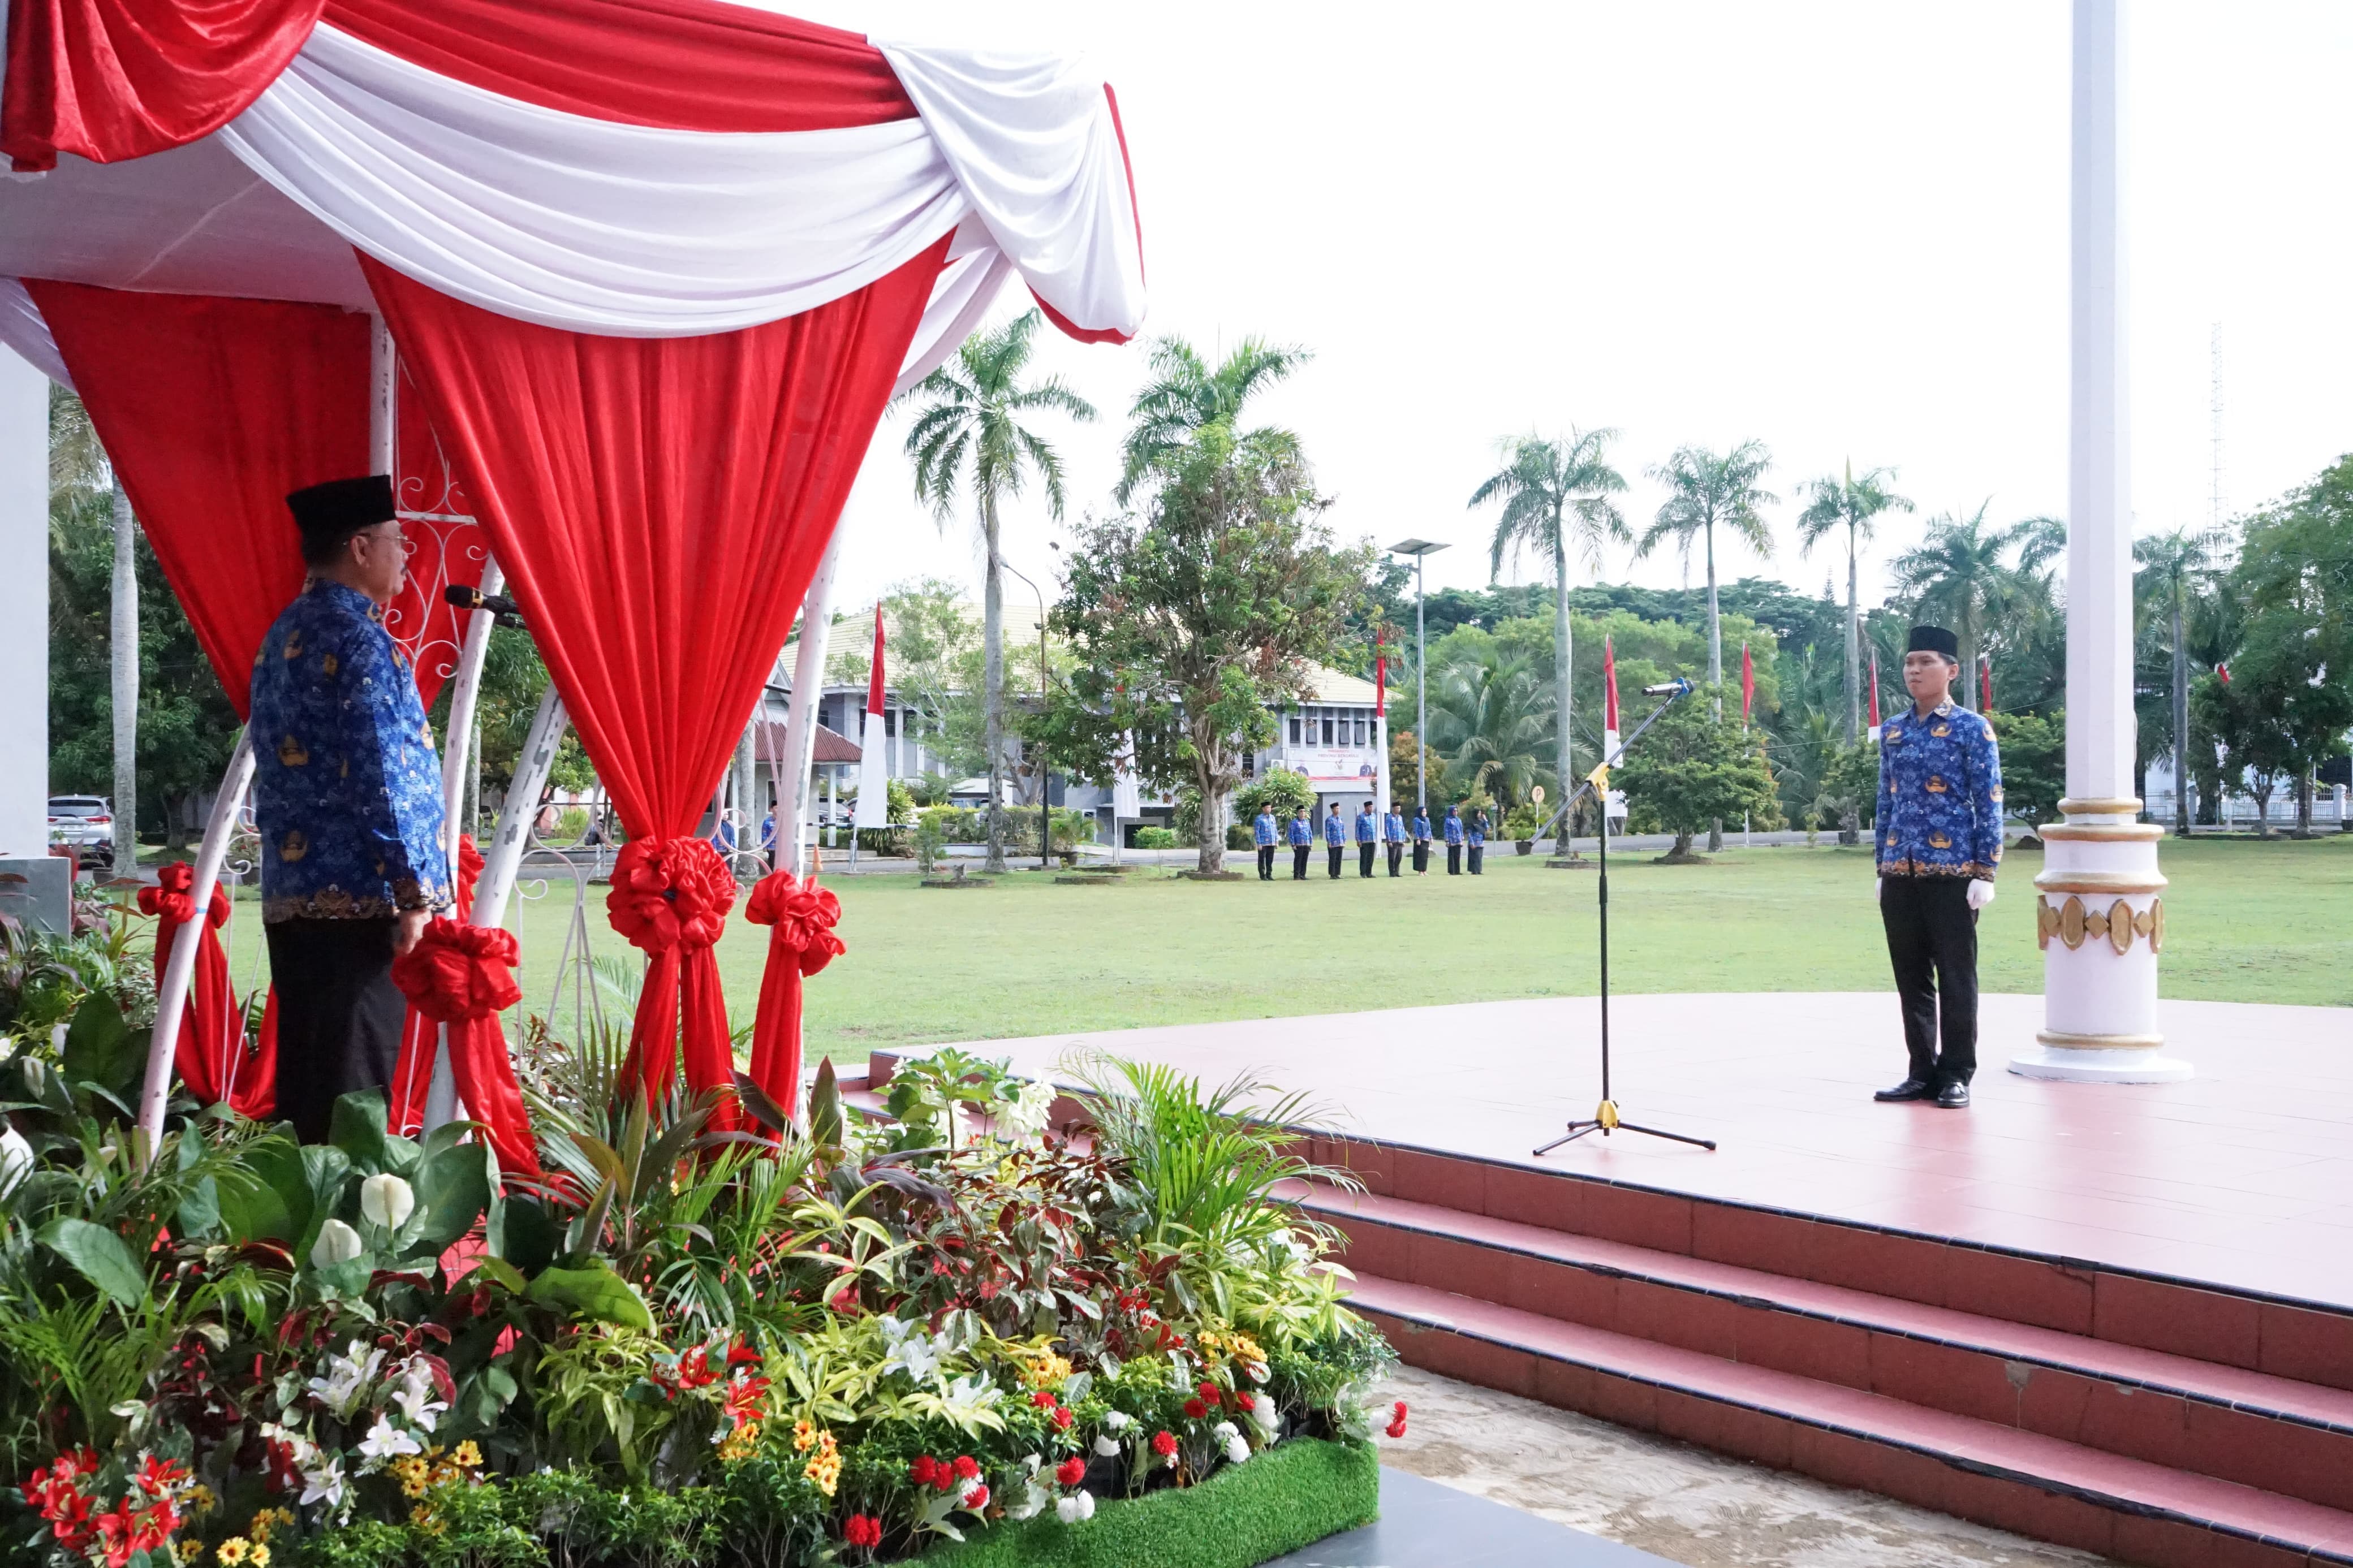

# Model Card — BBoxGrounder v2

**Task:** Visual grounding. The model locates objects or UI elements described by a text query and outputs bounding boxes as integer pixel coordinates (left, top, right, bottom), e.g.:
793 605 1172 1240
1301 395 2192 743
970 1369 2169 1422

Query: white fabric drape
0 278 72 390
199 21 1141 343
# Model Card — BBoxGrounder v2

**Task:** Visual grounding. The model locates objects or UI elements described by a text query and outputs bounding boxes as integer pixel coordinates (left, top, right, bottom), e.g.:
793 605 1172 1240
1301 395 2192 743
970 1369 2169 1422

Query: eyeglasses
364 525 417 557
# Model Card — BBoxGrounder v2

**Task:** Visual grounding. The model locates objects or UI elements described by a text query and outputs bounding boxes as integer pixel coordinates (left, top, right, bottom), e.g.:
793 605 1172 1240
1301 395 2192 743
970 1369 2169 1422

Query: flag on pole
1601 636 1627 822
853 605 890 832
1867 650 1882 741
1740 642 1755 727
1979 655 1994 714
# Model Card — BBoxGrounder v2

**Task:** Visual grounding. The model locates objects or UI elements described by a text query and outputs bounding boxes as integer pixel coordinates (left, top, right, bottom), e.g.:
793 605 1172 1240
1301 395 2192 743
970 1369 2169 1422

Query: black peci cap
1906 625 1960 660
287 475 395 555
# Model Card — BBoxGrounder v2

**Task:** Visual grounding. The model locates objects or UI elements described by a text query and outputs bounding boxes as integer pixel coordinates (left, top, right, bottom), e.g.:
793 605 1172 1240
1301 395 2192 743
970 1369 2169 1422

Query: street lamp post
1387 539 1450 817
1002 558 1053 872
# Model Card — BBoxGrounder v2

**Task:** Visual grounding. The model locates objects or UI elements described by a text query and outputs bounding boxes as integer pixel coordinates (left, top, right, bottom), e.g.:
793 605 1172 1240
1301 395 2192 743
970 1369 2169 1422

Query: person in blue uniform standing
1384 804 1407 877
1288 806 1313 880
1354 801 1378 878
1252 804 1279 880
1443 804 1464 875
1323 801 1347 879
1872 625 2003 1111
1412 806 1433 874
1466 806 1488 875
249 476 453 1143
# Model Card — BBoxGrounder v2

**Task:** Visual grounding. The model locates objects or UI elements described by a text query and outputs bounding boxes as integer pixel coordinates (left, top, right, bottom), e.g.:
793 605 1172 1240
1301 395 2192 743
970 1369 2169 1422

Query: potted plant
1505 803 1541 856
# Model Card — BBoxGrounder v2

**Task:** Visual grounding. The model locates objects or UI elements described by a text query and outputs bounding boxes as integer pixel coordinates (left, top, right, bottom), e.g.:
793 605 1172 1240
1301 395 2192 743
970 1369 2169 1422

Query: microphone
1641 678 1693 697
445 584 523 619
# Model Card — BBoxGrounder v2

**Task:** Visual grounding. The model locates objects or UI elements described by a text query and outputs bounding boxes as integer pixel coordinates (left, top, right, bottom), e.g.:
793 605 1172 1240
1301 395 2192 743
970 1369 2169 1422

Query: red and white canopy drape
0 0 1143 1134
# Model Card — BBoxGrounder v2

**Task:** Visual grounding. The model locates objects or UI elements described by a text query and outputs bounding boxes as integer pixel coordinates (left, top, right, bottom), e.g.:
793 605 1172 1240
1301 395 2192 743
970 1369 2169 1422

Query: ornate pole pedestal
2010 0 2190 1084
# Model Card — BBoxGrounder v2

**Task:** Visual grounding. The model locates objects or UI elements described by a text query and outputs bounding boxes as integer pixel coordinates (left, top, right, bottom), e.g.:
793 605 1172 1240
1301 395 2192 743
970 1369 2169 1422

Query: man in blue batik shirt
1287 806 1314 880
1252 805 1279 881
1322 801 1347 880
1872 625 2003 1111
249 476 453 1142
1383 804 1407 878
1354 800 1378 878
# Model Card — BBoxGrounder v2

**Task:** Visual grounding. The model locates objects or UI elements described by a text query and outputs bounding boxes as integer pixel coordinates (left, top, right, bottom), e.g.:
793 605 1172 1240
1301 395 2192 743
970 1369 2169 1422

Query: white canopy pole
137 736 256 1155
777 534 842 877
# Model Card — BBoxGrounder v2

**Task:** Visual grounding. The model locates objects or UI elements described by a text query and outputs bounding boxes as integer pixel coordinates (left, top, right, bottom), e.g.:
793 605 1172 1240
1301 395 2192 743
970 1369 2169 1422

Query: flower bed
0 996 1398 1568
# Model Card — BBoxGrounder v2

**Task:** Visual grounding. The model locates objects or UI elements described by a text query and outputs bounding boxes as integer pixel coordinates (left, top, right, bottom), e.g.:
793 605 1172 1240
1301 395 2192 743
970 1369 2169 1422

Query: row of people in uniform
1251 802 1492 880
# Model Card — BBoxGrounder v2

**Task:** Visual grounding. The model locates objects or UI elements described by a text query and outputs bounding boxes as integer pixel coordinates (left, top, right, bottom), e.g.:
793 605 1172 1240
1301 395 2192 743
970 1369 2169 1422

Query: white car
46 796 115 868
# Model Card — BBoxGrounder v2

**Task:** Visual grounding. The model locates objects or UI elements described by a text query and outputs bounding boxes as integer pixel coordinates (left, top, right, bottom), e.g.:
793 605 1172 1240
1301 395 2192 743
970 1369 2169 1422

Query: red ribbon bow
609 836 739 1126
390 918 523 1024
606 836 736 953
137 861 227 930
745 871 844 975
141 861 266 1116
742 871 846 1126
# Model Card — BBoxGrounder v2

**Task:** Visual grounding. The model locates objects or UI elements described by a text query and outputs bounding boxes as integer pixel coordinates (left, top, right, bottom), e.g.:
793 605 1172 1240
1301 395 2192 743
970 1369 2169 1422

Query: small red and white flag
1979 655 1994 714
2217 662 2231 685
1740 642 1756 727
1602 636 1623 762
1867 650 1883 741
853 605 890 833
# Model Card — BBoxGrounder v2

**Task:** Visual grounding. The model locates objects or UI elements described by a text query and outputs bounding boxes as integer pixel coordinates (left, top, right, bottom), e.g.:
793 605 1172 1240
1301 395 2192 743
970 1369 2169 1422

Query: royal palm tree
1795 462 1911 743
1887 503 2049 714
902 310 1096 873
1425 646 1556 810
49 391 136 869
1116 336 1310 503
1639 442 1777 703
2135 527 2230 835
1468 429 1627 815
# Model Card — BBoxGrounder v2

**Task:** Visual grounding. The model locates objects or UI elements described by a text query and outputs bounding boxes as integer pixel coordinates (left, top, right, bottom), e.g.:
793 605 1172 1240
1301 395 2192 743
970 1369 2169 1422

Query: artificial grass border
908 1437 1379 1568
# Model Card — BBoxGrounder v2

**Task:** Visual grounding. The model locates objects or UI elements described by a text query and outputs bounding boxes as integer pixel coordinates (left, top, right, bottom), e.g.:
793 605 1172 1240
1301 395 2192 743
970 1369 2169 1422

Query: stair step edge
1349 1271 2353 1562
1307 1183 2353 1436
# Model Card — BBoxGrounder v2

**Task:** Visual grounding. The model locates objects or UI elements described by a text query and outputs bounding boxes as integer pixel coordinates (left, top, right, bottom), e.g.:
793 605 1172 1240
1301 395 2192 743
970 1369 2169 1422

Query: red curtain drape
30 282 366 720
1 0 322 170
743 871 843 1124
389 914 541 1180
139 862 272 1118
363 237 946 1120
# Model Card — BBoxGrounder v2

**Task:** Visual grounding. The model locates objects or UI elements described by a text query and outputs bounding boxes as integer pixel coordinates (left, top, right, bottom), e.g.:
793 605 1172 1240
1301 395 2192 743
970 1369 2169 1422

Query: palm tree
901 310 1096 873
1795 463 1911 743
1424 646 1556 809
49 391 136 870
1638 442 1777 703
1116 336 1309 503
1886 503 2049 713
2135 528 2229 835
1468 429 1627 818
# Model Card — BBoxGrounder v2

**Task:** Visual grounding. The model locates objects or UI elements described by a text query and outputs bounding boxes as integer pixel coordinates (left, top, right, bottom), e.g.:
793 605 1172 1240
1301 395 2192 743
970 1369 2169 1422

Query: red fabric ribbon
389 833 484 1138
388 916 541 1178
742 870 843 1125
607 836 738 1128
141 862 272 1117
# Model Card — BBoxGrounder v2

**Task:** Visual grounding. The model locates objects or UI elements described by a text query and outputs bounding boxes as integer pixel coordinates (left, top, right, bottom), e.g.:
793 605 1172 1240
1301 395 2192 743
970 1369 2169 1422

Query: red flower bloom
842 1514 882 1549
963 1484 989 1510
1031 1389 1058 1409
1150 1429 1178 1458
1182 1398 1208 1419
1233 1392 1256 1414
1054 1455 1087 1488
724 1373 772 1427
264 1438 302 1493
131 1454 188 1498
1051 1406 1074 1431
726 1341 762 1369
1197 1380 1222 1405
951 1455 979 1480
910 1455 938 1486
1386 1399 1410 1439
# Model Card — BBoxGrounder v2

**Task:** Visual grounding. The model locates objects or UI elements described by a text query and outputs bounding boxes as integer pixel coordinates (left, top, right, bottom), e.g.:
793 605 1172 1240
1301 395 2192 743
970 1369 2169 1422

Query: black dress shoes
1936 1081 1971 1109
1873 1077 1937 1103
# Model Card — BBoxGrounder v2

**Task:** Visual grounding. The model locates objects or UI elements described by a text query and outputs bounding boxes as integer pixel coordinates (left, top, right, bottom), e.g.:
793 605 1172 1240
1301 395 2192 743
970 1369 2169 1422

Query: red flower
264 1439 302 1493
1054 1455 1087 1487
677 1345 719 1389
1182 1398 1207 1419
1030 1389 1058 1409
1386 1399 1410 1439
1051 1406 1074 1431
727 1341 762 1369
951 1455 979 1480
724 1373 771 1427
1150 1429 1178 1458
963 1484 989 1510
132 1454 188 1498
910 1455 938 1486
1233 1392 1256 1414
93 1507 137 1568
1197 1380 1222 1405
842 1514 882 1549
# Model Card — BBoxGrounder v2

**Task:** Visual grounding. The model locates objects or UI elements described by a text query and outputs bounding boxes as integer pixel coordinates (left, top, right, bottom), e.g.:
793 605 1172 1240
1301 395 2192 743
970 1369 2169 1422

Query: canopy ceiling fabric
0 0 1145 348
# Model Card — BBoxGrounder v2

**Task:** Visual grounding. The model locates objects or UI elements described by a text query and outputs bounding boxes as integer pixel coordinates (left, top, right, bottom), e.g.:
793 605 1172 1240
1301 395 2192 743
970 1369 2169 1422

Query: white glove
1967 879 1996 912
1874 876 1883 903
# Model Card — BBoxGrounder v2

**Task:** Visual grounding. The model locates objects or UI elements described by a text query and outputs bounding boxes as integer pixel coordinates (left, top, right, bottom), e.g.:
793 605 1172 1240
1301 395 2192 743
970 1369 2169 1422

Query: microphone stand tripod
1535 681 1718 1157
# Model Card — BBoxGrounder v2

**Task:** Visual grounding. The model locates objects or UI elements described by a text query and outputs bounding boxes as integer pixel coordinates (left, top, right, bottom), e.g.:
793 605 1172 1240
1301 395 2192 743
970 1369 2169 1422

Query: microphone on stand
445 584 525 629
1641 678 1694 697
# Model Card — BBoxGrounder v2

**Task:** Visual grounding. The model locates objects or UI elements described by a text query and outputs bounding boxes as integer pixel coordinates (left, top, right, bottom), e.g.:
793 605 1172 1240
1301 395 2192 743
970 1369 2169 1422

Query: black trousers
1359 843 1376 878
1387 843 1403 876
266 916 406 1144
1447 844 1462 874
1413 841 1429 872
1468 845 1484 875
1327 844 1344 879
1257 845 1275 880
1880 876 1979 1085
1292 845 1311 880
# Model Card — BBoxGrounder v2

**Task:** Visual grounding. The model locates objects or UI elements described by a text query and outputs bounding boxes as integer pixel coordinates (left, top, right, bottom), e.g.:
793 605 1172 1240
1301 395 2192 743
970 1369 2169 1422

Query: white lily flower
993 1079 1057 1143
939 1373 1002 1419
299 1457 348 1511
356 1415 421 1467
306 1342 384 1420
881 1328 941 1385
359 1173 415 1229
310 1219 363 1268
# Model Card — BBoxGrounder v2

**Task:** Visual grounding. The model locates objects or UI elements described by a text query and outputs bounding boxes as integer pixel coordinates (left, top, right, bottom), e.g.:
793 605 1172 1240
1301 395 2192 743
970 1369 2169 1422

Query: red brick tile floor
963 992 2353 1312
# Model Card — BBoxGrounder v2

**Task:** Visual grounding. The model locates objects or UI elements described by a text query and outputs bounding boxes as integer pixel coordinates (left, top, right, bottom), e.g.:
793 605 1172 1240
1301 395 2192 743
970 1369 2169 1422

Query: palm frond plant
1795 463 1912 742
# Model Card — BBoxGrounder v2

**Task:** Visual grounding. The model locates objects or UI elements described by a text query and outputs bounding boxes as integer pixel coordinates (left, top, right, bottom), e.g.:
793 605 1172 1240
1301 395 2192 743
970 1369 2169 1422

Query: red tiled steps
1348 1272 2353 1568
1303 1183 2353 1519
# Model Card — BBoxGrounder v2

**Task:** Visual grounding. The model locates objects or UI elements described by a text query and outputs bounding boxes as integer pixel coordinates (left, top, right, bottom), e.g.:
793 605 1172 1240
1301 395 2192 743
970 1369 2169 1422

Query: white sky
803 1 2353 620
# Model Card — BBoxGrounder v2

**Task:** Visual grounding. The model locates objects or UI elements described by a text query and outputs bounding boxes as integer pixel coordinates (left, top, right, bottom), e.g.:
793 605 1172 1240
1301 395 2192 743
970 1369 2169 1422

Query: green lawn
219 835 2353 1064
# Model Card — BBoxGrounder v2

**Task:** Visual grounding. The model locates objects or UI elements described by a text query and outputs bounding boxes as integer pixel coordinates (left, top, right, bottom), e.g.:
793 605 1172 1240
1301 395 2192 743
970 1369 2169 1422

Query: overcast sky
796 1 2353 626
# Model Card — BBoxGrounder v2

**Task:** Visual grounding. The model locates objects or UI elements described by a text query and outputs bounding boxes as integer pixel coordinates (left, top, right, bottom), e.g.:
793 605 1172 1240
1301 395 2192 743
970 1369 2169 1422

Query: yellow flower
802 1431 841 1497
247 1547 271 1568
409 1504 447 1537
216 1539 250 1566
791 1420 818 1454
182 1547 205 1566
717 1423 760 1464
452 1441 482 1469
1024 1353 1074 1389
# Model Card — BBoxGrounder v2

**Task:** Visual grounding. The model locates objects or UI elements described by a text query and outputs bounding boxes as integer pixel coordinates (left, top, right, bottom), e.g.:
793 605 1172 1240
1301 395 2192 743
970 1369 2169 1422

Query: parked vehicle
45 796 114 870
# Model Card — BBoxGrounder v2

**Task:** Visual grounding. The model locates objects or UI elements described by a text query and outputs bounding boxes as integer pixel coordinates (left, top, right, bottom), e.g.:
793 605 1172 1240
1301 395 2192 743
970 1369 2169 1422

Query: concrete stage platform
926 991 2353 1317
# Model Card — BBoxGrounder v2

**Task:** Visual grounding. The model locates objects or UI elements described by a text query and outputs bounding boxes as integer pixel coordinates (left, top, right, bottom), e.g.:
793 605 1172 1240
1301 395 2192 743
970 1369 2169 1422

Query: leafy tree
900 309 1096 872
1610 695 1777 861
1387 723 1444 813
2191 669 2285 835
1887 503 2058 714
1637 441 1777 701
2216 602 2352 836
1989 710 2065 833
1425 641 1555 811
1468 427 1629 810
1234 769 1316 823
1041 425 1373 875
2133 528 2230 834
1795 462 1912 742
1816 735 1881 843
1115 335 1309 504
2235 455 2353 832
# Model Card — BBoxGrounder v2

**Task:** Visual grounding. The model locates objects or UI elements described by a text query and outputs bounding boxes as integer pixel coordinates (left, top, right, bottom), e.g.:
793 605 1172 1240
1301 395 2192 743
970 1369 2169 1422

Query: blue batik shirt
1876 698 2004 880
249 578 452 922
1287 816 1313 846
1354 810 1377 843
1323 813 1346 845
1443 813 1464 845
1384 811 1406 842
1253 811 1278 847
1413 813 1432 841
1467 813 1487 846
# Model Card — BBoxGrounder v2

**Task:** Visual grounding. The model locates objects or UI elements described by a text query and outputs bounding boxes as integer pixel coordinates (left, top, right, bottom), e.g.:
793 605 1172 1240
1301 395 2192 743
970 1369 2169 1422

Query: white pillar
778 534 841 876
0 352 49 860
139 738 257 1152
2013 0 2189 1085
